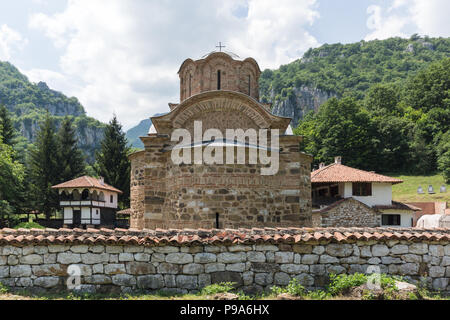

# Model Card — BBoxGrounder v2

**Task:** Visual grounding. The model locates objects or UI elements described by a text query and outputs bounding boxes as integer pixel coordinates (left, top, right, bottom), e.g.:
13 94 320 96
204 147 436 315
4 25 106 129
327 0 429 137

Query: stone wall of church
129 135 312 230
1 233 449 295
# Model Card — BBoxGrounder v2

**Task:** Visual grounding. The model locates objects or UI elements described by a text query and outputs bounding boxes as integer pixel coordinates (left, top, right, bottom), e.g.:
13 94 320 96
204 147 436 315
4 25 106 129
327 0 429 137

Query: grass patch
13 222 45 229
389 173 449 203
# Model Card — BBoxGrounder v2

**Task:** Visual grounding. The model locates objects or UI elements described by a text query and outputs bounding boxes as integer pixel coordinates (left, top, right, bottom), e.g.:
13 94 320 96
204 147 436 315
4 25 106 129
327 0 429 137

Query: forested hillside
0 61 105 162
261 36 450 127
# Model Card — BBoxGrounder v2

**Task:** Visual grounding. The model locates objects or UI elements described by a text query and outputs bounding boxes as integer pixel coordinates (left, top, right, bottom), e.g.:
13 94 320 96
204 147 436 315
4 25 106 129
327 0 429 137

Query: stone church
129 51 312 230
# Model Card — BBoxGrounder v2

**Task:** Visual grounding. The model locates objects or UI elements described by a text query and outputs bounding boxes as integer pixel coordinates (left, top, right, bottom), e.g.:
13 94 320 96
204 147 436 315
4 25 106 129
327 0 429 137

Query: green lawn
389 174 449 203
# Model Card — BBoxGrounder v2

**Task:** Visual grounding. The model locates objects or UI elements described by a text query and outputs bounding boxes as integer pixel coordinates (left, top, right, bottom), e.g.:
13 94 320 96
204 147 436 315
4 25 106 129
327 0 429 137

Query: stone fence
0 227 449 294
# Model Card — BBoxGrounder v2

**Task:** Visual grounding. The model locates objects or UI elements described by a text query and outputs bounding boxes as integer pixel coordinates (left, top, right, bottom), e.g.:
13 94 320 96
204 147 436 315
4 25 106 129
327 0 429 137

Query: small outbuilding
52 176 122 229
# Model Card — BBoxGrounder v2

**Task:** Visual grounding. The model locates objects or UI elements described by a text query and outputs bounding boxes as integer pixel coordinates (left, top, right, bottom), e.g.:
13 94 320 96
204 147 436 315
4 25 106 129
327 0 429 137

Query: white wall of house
380 209 414 227
343 182 392 207
81 207 91 224
63 207 73 224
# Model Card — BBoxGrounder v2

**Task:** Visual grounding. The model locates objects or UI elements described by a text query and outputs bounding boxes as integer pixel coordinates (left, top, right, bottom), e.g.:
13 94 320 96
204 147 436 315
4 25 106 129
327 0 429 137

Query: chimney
334 156 342 164
319 162 325 169
99 176 105 185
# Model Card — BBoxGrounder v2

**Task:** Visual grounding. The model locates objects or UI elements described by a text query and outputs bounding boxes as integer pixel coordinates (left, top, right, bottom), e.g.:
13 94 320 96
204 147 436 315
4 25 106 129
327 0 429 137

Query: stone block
280 264 309 274
204 263 225 273
294 273 314 286
112 274 136 286
81 253 109 264
57 252 81 264
194 253 217 264
302 254 319 265
153 246 179 254
158 263 181 274
429 245 445 257
217 252 246 264
400 263 419 275
119 253 134 262
226 263 246 272
254 273 273 286
326 244 353 257
176 275 198 289
274 272 291 286
10 265 31 277
104 264 126 275
0 266 9 278
409 243 428 255
429 266 446 278
247 252 265 263
371 244 389 257
166 253 194 264
32 264 67 277
319 255 339 264
34 276 60 288
106 246 123 254
199 274 211 288
134 253 151 262
137 274 164 289
70 245 89 253
274 252 294 264
183 263 204 274
126 262 156 275
292 245 312 254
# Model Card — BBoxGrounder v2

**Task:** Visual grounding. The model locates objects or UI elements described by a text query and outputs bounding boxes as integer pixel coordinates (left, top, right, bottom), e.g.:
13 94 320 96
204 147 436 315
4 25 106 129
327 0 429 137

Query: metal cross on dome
216 42 226 52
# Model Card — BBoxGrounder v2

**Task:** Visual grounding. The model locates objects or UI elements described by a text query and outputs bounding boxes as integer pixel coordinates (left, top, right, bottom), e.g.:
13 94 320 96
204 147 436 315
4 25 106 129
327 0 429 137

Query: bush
0 283 9 294
271 278 306 296
13 222 45 229
200 282 235 295
327 273 367 296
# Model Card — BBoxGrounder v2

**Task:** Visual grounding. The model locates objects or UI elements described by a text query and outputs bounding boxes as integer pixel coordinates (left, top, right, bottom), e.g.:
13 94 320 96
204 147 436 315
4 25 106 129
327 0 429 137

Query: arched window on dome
189 73 192 97
217 70 221 90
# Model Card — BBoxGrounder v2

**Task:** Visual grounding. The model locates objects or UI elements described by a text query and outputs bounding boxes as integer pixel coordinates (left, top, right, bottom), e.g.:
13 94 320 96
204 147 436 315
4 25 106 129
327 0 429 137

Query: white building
311 157 420 227
52 176 122 228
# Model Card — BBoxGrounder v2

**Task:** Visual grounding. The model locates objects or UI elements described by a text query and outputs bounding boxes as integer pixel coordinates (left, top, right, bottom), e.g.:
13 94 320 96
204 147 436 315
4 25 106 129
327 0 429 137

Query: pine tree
0 105 15 146
57 117 86 182
29 113 60 220
95 115 130 208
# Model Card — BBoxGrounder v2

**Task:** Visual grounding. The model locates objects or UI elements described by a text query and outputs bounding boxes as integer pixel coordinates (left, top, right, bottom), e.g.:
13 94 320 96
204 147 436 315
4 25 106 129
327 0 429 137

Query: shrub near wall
0 227 449 294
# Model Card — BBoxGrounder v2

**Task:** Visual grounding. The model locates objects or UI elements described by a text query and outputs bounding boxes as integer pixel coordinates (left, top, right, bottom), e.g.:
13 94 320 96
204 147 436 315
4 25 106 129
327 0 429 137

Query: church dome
178 51 261 102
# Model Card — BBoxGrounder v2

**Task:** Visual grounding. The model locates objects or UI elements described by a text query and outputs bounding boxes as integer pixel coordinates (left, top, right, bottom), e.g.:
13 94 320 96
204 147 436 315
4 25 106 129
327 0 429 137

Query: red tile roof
117 208 132 215
0 227 449 245
52 176 122 194
373 201 422 211
311 163 403 185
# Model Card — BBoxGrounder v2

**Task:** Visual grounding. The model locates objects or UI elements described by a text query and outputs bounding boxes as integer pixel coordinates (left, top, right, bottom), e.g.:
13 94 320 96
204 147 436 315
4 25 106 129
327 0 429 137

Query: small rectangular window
382 214 401 226
352 182 372 196
110 195 113 203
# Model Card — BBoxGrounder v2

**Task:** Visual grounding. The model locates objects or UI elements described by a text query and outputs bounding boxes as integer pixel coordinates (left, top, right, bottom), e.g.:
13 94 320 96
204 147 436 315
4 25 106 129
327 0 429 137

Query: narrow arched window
189 74 192 97
215 212 220 229
217 70 221 90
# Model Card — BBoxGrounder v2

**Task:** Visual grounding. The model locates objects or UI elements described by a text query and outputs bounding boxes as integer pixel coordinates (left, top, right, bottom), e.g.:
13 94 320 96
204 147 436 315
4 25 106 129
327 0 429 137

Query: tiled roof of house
373 201 422 211
311 163 403 185
117 208 132 215
0 227 449 246
52 176 122 194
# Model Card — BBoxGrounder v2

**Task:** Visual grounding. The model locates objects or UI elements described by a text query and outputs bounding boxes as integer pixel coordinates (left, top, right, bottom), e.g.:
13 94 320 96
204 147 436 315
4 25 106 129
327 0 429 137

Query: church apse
129 51 312 230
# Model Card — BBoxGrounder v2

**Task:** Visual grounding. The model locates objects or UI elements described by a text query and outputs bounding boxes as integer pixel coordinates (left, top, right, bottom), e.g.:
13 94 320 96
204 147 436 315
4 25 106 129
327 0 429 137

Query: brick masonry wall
1 239 449 294
130 138 312 230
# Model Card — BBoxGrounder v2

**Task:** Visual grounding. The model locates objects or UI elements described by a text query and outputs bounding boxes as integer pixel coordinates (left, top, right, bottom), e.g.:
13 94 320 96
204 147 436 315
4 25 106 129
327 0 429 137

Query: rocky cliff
270 86 336 127
0 61 105 162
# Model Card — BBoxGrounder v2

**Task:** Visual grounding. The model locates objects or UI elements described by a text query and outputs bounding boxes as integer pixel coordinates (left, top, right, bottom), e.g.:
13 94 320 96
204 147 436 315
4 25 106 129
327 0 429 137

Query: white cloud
27 0 320 129
0 24 28 61
365 0 450 41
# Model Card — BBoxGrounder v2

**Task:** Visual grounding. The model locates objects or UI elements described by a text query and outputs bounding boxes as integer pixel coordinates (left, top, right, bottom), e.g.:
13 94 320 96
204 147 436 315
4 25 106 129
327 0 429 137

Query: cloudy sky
0 0 449 129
